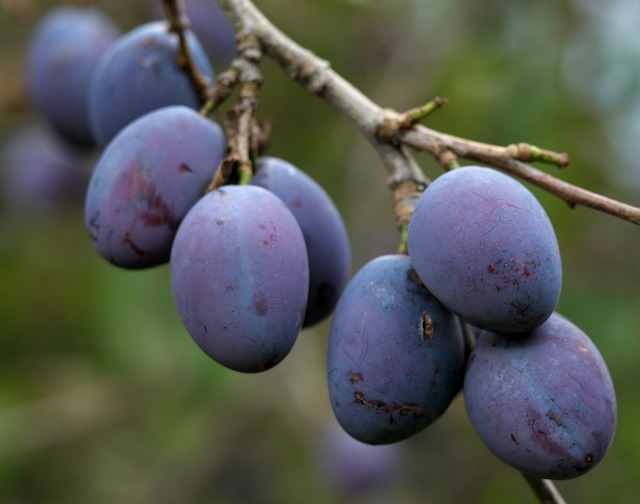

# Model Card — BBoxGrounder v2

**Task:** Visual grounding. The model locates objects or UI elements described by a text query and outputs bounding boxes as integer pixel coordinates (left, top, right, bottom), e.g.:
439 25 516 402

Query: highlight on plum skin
89 20 214 147
463 313 617 480
170 185 310 374
84 105 225 269
407 165 562 334
327 254 466 445
251 157 351 328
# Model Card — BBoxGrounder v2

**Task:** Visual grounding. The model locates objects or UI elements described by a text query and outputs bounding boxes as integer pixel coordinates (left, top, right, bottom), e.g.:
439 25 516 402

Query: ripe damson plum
312 419 405 496
327 254 466 445
170 185 309 373
407 166 562 333
464 313 616 480
89 21 214 147
251 157 351 327
84 105 225 269
27 7 120 145
1 124 87 212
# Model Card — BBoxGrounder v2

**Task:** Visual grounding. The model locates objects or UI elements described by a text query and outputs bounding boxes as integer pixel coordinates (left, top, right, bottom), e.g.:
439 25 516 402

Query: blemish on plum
124 231 147 257
349 372 364 384
291 198 302 207
252 291 269 317
421 311 434 340
546 410 564 427
141 189 177 229
179 163 192 173
510 433 520 445
353 392 424 418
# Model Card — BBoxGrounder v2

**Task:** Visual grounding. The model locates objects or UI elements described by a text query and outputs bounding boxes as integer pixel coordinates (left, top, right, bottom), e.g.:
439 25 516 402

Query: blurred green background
1 0 639 503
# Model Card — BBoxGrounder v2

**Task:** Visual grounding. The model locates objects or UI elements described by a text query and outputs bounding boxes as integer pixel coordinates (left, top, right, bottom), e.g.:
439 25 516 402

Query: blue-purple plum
26 7 120 145
464 313 616 480
84 105 225 269
89 21 214 147
251 157 351 327
327 254 466 445
407 166 562 333
1 124 87 212
170 185 309 373
312 419 405 496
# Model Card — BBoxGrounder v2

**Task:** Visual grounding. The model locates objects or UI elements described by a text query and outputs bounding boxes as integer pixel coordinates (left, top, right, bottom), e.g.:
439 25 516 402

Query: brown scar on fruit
353 392 424 417
179 163 192 173
348 372 364 384
487 263 499 275
546 410 564 427
421 311 434 340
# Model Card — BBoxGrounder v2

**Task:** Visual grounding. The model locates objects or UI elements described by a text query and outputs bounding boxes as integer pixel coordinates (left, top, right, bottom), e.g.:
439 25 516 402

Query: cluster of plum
329 166 616 480
20 2 617 486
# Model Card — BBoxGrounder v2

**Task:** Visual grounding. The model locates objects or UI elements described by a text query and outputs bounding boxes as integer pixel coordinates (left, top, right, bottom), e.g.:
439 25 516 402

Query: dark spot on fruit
291 198 302 207
510 433 519 445
216 219 224 225
430 362 439 386
140 185 177 229
585 453 594 464
349 372 363 384
121 171 177 230
509 300 531 317
179 163 192 173
487 263 499 275
252 291 268 317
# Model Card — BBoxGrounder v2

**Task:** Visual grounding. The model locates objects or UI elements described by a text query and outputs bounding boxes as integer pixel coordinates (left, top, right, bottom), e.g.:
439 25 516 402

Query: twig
162 0 213 103
523 473 568 504
207 37 264 190
215 0 640 226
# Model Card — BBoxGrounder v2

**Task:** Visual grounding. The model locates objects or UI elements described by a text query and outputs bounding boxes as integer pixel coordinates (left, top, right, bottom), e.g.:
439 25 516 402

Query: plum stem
161 0 213 103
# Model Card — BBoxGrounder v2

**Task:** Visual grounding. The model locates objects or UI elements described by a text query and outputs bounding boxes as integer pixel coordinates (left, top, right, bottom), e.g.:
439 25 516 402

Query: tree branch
215 0 640 226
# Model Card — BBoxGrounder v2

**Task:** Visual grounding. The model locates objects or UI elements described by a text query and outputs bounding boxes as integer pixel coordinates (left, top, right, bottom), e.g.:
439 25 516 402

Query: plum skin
464 313 617 480
327 254 466 445
84 105 225 269
89 21 214 147
407 166 562 333
251 157 351 327
170 185 309 373
26 7 120 145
